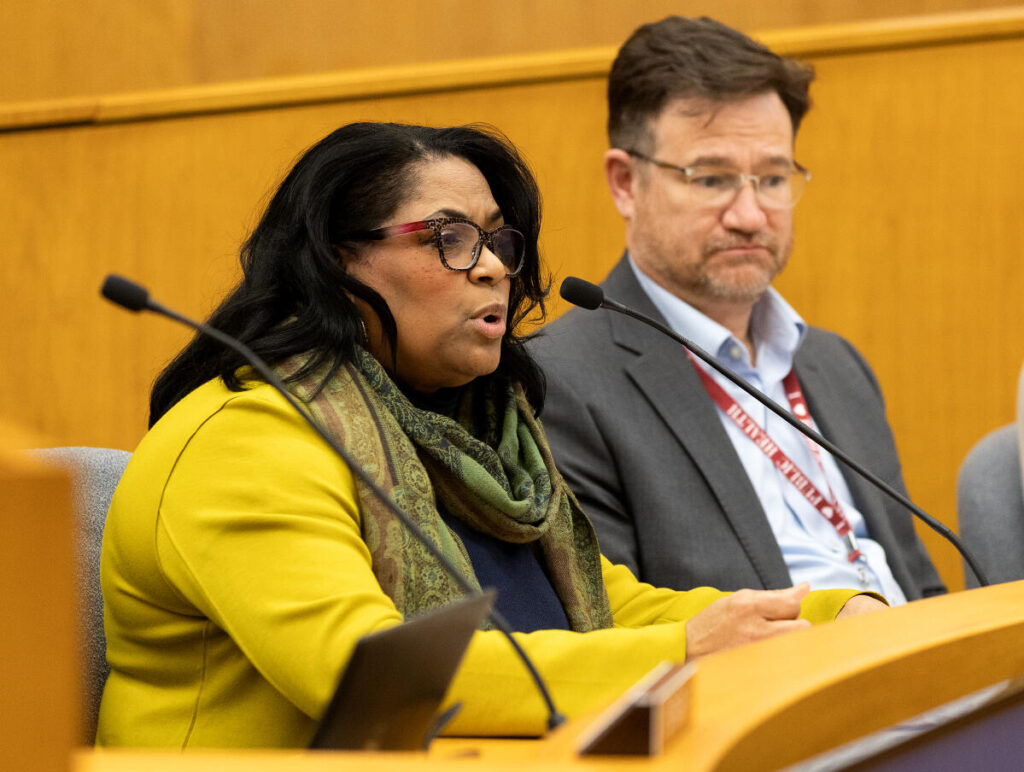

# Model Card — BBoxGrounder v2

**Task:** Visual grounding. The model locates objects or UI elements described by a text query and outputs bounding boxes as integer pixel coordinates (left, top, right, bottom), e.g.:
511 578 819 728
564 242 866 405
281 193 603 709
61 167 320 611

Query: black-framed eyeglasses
625 150 812 209
346 216 526 277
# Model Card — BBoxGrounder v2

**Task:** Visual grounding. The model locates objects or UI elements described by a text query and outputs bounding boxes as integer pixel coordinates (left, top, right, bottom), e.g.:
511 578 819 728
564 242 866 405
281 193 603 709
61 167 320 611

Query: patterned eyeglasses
347 216 526 277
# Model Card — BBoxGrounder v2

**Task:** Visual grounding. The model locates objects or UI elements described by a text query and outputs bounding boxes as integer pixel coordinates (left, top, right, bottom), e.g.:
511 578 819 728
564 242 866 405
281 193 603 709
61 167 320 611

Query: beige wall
5 8 1024 591
2 0 1019 102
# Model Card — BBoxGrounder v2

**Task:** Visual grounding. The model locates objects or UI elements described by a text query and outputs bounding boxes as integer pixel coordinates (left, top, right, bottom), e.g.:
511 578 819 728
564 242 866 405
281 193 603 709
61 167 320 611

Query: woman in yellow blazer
98 122 880 748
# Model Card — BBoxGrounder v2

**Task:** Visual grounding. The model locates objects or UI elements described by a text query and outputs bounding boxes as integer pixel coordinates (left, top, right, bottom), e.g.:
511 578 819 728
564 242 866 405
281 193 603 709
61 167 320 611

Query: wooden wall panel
4 11 1024 591
0 78 616 445
777 33 1024 590
2 0 1020 102
1 0 195 102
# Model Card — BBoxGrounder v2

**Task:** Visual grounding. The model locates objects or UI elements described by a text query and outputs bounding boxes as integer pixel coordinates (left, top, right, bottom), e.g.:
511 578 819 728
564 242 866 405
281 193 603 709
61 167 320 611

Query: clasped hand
684 583 886 660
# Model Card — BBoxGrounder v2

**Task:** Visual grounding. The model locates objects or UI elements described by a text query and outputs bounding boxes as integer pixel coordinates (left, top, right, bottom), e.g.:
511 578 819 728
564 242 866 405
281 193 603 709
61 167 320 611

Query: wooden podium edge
674 581 1024 771
1 436 81 770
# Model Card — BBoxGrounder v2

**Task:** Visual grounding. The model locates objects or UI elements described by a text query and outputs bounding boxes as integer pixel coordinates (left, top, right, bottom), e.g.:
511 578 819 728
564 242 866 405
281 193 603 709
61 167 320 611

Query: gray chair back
957 425 1024 588
34 446 131 744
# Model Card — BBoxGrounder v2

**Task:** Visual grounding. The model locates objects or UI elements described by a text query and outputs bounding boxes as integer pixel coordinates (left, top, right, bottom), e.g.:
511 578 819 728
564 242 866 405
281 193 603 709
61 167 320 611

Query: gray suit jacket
532 256 945 599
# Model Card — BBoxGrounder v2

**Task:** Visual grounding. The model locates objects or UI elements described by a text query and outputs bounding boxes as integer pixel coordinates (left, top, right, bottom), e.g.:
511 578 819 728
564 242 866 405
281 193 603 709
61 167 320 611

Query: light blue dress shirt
629 257 907 604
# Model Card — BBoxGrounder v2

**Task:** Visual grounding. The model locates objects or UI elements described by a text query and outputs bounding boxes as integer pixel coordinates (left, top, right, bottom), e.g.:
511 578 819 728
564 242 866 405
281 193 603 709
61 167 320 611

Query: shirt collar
627 253 806 380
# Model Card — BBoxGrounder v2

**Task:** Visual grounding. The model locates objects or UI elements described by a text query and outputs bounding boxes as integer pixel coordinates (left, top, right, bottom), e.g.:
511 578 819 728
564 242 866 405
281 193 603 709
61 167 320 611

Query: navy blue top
401 382 571 633
439 508 570 633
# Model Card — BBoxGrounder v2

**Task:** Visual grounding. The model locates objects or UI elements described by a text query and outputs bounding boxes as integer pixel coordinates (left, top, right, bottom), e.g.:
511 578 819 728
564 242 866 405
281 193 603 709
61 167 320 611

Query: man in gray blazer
532 17 945 602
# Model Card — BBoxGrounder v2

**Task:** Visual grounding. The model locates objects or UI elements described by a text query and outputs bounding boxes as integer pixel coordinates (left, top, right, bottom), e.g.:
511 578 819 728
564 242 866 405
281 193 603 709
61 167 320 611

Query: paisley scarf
279 348 612 632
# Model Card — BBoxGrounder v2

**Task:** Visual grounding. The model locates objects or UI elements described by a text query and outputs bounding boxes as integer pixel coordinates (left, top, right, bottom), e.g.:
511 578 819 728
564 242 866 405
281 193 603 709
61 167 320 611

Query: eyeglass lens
438 222 525 273
688 170 806 209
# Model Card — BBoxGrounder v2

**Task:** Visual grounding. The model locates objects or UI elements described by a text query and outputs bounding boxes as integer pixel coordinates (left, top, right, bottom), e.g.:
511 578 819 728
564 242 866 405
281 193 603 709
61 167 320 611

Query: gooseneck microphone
559 276 990 588
101 274 566 731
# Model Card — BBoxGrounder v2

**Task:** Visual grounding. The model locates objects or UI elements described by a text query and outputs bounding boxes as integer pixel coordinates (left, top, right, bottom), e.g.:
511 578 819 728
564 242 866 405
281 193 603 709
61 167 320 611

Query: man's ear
604 148 638 219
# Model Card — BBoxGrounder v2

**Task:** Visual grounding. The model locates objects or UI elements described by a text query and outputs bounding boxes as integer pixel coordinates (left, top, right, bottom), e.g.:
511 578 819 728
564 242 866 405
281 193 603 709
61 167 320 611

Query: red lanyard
686 351 863 563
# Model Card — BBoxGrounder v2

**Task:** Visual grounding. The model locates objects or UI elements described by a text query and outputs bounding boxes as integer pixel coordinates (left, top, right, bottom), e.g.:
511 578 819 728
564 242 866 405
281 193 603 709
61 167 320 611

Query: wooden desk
71 580 1024 771
5 422 1023 771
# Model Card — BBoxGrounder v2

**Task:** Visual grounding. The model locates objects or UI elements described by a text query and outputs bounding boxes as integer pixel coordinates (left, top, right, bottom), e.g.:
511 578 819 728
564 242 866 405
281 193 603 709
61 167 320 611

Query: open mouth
474 310 507 339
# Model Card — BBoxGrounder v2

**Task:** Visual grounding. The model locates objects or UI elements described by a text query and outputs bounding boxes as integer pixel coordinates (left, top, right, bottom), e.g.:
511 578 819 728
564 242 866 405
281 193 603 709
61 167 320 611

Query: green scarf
279 349 612 632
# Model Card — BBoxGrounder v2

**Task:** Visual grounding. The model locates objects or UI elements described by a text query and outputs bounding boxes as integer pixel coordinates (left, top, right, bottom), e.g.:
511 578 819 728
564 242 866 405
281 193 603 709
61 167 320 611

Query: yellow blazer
97 376 862 748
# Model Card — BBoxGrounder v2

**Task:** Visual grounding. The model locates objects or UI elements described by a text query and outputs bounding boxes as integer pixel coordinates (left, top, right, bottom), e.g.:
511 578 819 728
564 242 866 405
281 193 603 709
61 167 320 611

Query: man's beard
690 234 792 302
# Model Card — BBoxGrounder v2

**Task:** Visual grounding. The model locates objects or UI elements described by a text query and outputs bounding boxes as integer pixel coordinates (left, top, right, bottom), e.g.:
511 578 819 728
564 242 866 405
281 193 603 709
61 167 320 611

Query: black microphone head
101 274 150 312
560 276 604 310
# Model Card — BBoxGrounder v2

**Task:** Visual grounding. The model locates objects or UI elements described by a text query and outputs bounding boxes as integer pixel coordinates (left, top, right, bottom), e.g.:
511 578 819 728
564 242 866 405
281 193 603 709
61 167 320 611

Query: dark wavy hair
149 122 547 426
608 16 816 152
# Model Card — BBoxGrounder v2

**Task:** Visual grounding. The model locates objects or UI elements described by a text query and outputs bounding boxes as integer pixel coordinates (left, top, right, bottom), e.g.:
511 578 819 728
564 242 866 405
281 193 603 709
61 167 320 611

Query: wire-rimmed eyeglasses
626 150 811 209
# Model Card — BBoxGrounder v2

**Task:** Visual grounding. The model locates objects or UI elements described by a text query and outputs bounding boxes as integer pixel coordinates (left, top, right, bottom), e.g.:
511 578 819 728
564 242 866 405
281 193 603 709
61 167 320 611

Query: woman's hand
685 583 811 660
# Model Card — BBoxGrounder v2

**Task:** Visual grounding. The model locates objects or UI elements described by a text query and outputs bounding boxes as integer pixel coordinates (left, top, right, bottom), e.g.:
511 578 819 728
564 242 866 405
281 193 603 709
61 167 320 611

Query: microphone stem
601 298 990 588
148 299 567 730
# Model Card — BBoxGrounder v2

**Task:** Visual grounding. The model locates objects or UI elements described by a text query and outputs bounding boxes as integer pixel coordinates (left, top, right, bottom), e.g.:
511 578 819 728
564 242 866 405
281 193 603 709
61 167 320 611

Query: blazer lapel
603 258 793 588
